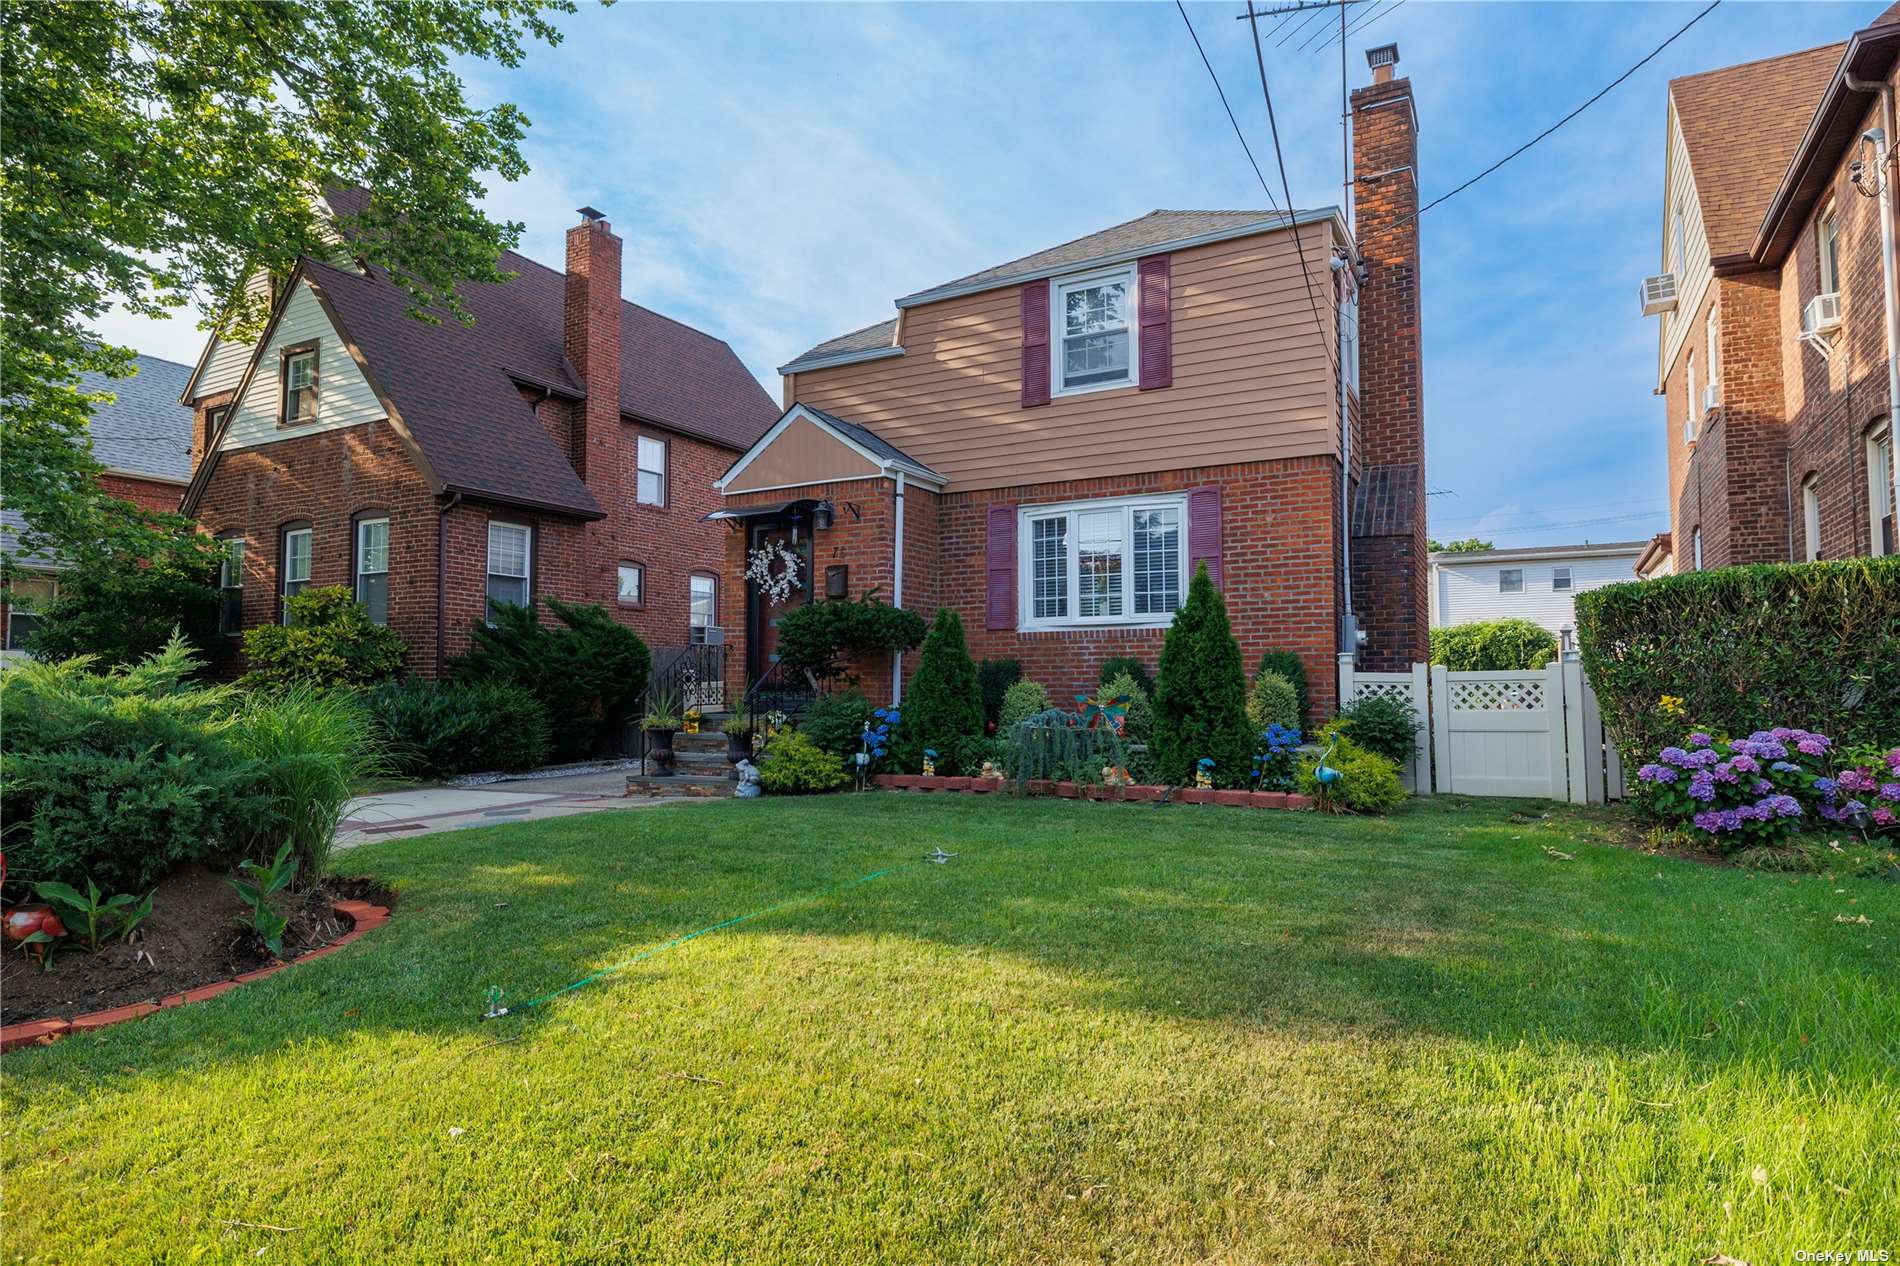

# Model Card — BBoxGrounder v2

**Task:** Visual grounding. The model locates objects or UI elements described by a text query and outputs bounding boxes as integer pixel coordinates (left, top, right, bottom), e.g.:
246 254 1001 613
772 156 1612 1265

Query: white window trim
1869 421 1895 558
1051 264 1139 398
1551 566 1572 591
485 521 533 624
636 435 667 507
355 517 389 622
1802 476 1822 562
617 563 645 606
1684 349 1698 445
1818 205 1841 299
1499 568 1524 594
1016 491 1186 631
1704 304 1720 409
5 572 58 653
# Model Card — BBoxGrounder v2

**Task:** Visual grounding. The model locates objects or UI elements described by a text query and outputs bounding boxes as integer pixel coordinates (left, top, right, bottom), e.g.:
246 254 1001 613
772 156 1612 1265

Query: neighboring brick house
714 46 1428 716
179 190 778 680
1645 6 1900 572
1 353 195 661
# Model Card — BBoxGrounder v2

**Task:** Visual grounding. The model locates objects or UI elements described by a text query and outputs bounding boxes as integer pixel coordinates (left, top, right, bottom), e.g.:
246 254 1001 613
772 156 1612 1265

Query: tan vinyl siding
1659 103 1715 388
790 225 1340 494
723 415 883 492
219 280 386 452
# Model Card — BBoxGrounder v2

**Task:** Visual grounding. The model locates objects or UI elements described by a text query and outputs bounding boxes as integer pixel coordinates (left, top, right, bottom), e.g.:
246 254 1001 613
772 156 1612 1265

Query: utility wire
1363 0 1720 243
1174 0 1283 217
1242 0 1341 376
1315 0 1402 52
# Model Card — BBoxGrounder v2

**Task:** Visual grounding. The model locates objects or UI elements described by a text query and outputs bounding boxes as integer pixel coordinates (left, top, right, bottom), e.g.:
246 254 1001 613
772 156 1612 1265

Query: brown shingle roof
1671 43 1844 266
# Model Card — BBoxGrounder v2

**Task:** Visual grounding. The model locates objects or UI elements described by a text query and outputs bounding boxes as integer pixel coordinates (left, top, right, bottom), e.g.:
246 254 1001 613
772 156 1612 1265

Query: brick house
714 46 1428 717
179 190 778 681
1 352 195 661
1645 6 1900 572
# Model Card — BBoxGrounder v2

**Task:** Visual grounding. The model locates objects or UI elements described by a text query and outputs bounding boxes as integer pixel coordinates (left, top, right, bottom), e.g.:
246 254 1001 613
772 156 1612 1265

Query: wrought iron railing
740 658 817 748
630 641 728 774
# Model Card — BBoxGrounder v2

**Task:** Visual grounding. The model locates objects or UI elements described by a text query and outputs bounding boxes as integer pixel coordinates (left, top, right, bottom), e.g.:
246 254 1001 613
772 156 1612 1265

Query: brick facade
1666 58 1899 569
189 213 751 679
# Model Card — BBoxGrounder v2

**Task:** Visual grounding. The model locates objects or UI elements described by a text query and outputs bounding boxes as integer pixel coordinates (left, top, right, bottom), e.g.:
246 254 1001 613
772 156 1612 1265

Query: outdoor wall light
813 501 835 531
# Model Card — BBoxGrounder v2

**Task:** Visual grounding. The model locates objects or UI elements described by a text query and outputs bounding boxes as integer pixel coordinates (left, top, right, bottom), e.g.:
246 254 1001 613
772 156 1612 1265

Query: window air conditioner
1641 273 1678 316
1803 292 1843 337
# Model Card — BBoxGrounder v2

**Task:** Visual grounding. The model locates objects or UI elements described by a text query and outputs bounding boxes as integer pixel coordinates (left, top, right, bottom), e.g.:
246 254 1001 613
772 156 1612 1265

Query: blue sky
104 0 1876 546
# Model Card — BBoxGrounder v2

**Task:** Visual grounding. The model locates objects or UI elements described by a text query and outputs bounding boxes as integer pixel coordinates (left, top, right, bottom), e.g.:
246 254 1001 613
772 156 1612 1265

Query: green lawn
4 796 1895 1263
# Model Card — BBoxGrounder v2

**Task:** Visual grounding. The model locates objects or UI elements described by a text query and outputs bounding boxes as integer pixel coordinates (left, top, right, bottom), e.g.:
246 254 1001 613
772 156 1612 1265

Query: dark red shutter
985 503 1018 629
1020 282 1050 407
1187 485 1222 588
1137 254 1172 390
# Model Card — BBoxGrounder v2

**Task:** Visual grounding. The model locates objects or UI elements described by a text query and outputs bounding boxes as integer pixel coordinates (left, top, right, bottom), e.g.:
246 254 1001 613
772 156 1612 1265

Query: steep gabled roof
1670 43 1844 268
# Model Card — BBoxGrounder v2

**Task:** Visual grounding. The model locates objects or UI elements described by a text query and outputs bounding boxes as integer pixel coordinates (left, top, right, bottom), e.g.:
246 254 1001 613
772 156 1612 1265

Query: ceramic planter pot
645 728 678 774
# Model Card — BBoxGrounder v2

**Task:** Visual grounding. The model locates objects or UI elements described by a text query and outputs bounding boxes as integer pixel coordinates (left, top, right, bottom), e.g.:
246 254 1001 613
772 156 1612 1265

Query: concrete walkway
336 769 712 850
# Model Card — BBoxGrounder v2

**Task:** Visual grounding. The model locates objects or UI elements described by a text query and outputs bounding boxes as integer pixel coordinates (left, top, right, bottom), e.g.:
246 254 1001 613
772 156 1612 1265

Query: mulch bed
2 867 394 1027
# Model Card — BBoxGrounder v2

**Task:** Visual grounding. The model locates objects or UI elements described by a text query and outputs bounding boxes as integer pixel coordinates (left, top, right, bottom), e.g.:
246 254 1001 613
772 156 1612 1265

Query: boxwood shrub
1575 557 1900 767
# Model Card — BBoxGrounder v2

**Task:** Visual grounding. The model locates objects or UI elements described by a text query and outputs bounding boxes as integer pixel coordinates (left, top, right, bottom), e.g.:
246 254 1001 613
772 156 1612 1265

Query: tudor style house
1 353 196 661
1645 6 1900 572
180 190 778 679
715 46 1428 716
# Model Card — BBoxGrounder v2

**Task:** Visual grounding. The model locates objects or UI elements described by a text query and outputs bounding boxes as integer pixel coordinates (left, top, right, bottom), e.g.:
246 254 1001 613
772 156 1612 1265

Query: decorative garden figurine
1315 735 1343 787
979 759 1003 781
921 748 938 778
1102 764 1131 787
1194 757 1216 790
734 759 762 798
683 706 703 735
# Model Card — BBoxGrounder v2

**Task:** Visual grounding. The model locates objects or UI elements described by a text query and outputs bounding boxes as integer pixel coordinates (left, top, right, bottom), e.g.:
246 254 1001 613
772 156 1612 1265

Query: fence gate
1337 654 1624 804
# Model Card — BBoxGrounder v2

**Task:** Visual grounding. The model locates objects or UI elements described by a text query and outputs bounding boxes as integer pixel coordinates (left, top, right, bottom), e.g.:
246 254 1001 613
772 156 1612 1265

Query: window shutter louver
1187 485 1222 588
1137 255 1172 390
986 503 1018 629
1020 282 1050 407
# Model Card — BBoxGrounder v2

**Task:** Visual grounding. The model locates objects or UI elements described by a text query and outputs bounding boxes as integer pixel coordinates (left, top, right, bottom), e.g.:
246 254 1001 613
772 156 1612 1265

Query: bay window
1020 496 1184 628
486 521 531 621
1054 268 1135 394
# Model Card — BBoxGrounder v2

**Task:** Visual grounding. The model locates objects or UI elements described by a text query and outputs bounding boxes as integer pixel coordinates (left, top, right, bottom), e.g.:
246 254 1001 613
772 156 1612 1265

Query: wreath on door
745 539 803 605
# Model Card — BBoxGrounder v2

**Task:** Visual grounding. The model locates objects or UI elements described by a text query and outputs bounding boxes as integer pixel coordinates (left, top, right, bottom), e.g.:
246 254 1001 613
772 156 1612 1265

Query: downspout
1332 253 1354 654
435 491 464 674
1846 69 1900 543
891 470 906 707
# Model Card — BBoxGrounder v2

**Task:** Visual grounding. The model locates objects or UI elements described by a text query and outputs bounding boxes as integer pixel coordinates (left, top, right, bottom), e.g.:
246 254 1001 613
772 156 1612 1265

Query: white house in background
1429 540 1646 649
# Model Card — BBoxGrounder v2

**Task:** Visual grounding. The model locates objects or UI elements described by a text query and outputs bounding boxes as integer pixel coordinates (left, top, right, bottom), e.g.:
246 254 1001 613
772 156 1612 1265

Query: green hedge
1575 557 1900 765
1428 618 1558 671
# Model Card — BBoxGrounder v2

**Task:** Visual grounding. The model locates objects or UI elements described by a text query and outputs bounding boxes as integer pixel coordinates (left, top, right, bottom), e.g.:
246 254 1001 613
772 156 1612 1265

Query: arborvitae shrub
897 608 985 773
1255 650 1309 724
1152 564 1254 787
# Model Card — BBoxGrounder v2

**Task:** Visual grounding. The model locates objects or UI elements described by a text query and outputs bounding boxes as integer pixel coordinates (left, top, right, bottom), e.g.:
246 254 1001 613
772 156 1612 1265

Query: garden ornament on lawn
735 759 762 798
1194 758 1216 790
921 748 938 777
1315 735 1343 788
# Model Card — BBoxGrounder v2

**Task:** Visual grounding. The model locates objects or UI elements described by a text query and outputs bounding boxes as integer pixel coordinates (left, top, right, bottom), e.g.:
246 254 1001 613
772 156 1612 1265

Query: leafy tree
897 608 984 773
240 585 407 689
454 599 651 763
1 0 572 563
21 526 223 668
1152 564 1254 787
1428 538 1493 553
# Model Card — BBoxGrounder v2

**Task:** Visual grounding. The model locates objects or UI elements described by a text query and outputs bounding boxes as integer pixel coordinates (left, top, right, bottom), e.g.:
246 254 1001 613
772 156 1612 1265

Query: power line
1363 0 1721 242
1173 0 1284 218
1433 495 1667 529
1433 510 1667 538
1314 0 1403 53
1241 0 1341 376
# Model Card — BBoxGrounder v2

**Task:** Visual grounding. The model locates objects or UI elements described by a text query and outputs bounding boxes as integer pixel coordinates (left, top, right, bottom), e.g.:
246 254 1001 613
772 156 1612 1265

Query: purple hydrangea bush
1812 745 1900 834
1635 728 1830 849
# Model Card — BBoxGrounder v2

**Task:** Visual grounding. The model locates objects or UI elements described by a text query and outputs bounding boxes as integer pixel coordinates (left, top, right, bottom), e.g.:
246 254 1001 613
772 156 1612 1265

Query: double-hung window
1802 476 1823 562
218 537 245 634
280 526 312 622
689 574 718 642
1705 304 1720 408
1054 268 1135 394
1870 420 1896 557
1819 205 1841 298
486 522 531 621
282 346 318 425
636 436 667 506
617 563 644 606
355 517 389 625
1551 566 1572 592
5 573 57 652
1020 496 1183 628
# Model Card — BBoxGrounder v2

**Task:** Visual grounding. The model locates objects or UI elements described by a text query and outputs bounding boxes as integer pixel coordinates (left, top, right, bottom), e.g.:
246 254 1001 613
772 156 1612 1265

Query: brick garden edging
872 774 1313 810
0 899 390 1054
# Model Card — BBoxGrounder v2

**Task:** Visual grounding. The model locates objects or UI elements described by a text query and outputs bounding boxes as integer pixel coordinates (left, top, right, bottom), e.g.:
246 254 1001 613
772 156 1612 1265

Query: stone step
626 773 733 798
668 730 732 752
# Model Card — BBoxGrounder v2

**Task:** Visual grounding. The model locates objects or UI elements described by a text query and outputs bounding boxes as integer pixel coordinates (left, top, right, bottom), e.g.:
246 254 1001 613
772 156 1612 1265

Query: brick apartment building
179 189 778 679
1 353 195 661
713 45 1429 716
1645 6 1900 573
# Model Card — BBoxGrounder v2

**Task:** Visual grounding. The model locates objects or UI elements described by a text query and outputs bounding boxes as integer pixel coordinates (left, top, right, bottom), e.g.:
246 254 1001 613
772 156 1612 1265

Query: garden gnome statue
734 759 762 798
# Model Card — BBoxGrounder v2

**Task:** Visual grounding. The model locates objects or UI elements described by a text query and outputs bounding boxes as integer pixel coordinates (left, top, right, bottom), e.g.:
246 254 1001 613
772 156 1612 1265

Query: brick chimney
564 207 622 492
1348 42 1429 670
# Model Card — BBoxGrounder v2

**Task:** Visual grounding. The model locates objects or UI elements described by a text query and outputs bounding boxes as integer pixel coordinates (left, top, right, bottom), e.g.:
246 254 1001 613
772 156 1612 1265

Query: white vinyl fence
1337 653 1625 804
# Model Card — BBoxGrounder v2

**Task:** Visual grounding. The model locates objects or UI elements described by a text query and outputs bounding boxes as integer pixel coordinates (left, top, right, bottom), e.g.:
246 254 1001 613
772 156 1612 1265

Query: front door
745 520 812 684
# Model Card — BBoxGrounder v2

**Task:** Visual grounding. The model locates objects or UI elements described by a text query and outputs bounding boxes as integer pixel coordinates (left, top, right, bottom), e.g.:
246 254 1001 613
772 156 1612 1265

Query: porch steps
625 773 732 798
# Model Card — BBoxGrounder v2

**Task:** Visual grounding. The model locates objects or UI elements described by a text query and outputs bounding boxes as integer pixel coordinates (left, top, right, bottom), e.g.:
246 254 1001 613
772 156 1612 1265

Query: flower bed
0 898 390 1053
873 774 1313 810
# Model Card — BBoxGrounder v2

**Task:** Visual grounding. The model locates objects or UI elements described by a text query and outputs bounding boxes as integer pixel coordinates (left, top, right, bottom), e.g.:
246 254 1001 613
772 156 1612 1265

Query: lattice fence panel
1449 678 1544 712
